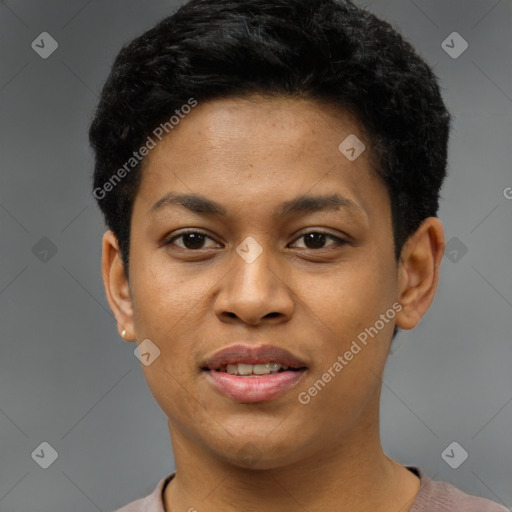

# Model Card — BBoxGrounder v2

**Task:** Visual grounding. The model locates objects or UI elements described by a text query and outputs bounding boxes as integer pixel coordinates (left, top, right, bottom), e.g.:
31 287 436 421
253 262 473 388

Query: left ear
395 217 445 331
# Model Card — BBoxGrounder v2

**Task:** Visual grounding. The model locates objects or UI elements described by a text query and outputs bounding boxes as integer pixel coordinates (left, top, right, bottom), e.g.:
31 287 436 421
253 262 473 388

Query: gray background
1 1 511 511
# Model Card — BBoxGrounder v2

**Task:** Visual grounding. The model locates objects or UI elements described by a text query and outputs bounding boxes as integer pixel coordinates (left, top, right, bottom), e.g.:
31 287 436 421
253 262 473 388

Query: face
103 95 435 469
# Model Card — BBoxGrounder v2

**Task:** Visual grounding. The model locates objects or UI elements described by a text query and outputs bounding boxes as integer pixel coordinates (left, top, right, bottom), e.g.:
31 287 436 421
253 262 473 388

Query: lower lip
204 369 307 403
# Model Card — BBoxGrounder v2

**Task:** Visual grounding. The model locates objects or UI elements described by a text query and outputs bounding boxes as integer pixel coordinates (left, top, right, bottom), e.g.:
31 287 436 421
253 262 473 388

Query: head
90 0 449 468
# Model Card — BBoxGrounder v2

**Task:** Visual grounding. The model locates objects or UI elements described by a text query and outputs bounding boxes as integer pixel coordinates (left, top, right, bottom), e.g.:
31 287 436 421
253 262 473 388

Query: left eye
289 231 346 250
164 230 346 251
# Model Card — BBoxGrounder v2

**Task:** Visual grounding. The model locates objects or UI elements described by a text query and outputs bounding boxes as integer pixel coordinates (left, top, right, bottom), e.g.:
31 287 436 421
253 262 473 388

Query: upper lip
201 344 308 370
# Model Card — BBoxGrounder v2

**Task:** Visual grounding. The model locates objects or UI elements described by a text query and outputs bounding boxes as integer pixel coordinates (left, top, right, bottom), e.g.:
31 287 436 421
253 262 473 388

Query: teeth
219 362 291 375
226 364 238 375
238 363 253 375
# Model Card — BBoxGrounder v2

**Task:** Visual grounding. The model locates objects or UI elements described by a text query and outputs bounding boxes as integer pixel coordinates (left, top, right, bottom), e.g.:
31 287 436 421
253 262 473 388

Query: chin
214 436 311 471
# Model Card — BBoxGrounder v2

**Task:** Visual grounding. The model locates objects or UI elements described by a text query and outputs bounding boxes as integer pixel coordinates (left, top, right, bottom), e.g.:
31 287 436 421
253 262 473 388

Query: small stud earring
121 329 127 338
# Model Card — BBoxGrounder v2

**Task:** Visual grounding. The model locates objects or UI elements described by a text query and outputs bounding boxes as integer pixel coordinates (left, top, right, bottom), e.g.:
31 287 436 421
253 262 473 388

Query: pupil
183 233 205 249
304 232 326 249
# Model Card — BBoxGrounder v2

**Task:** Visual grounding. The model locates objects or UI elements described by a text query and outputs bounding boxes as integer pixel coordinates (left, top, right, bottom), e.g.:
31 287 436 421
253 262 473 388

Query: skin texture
102 95 445 512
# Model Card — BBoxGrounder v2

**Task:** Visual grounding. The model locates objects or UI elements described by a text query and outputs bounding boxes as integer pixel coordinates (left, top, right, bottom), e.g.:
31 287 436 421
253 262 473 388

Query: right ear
101 230 135 341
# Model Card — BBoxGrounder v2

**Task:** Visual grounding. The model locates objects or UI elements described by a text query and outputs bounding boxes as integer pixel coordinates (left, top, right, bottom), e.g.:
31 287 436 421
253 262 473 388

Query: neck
163 396 420 512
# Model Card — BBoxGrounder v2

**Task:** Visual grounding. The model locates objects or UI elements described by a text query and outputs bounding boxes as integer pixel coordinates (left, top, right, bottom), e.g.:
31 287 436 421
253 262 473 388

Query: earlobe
101 230 135 342
395 217 445 331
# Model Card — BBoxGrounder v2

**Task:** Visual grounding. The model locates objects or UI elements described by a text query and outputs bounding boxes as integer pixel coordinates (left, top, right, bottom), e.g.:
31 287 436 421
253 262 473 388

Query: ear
395 217 445 330
101 230 135 341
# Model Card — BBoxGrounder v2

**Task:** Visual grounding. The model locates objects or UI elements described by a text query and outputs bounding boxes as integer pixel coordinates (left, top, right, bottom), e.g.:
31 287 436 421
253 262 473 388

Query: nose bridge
231 235 277 297
215 235 293 323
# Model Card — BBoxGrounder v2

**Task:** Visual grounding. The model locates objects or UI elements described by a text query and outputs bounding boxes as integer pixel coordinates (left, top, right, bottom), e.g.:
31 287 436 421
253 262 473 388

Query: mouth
203 362 306 376
200 344 308 402
201 343 308 372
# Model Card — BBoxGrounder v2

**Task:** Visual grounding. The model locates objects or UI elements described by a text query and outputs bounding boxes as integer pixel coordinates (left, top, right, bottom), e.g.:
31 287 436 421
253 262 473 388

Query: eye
164 230 220 250
289 231 347 250
163 229 348 252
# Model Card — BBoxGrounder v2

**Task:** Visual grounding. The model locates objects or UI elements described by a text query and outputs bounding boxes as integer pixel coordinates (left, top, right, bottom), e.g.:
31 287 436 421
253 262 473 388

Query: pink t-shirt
113 466 509 511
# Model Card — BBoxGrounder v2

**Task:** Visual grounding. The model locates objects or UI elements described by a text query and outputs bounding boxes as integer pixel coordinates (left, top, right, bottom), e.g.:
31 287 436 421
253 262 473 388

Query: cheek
131 251 204 332
303 252 397 381
140 362 203 436
313 254 393 326
297 292 394 434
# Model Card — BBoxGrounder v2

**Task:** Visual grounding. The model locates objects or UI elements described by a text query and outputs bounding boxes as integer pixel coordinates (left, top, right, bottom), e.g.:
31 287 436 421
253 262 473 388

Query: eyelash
163 229 348 251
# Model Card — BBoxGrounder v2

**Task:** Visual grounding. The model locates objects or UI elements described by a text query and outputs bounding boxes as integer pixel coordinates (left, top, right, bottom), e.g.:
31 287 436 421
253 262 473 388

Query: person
88 0 508 510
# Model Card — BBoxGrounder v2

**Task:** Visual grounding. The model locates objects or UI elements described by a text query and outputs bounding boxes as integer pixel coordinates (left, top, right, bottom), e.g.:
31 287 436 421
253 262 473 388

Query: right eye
163 230 221 250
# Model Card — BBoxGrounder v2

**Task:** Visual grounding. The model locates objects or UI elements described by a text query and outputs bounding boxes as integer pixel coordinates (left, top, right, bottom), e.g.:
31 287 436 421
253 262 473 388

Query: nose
213 240 295 326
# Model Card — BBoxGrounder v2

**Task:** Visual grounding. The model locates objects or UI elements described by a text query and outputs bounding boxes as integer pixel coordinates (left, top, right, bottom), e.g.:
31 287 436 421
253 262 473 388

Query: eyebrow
148 191 366 220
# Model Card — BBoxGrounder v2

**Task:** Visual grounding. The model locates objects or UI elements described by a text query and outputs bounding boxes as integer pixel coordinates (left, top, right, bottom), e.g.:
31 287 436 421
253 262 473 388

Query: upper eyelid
166 229 217 244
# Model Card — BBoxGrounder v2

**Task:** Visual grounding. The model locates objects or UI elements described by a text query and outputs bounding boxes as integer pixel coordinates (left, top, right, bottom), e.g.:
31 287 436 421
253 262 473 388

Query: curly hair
89 0 451 286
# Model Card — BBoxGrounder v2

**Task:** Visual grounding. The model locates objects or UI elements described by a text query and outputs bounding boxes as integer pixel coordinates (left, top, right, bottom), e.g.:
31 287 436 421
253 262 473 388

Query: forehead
133 95 387 221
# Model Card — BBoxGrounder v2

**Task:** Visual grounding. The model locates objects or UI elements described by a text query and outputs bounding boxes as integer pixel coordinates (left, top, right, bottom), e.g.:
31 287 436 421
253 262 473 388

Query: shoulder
113 495 148 512
112 472 175 512
410 467 509 512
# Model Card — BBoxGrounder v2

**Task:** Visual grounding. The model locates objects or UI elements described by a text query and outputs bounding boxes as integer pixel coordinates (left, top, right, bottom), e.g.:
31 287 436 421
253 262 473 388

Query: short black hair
89 0 451 343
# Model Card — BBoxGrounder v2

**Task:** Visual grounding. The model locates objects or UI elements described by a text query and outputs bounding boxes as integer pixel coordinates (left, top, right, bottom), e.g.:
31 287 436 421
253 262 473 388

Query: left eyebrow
277 193 366 220
148 192 366 220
